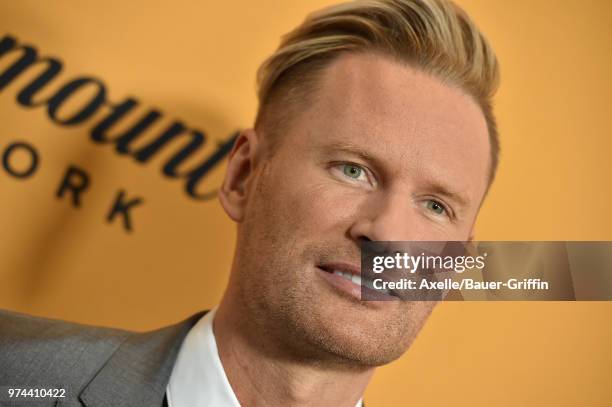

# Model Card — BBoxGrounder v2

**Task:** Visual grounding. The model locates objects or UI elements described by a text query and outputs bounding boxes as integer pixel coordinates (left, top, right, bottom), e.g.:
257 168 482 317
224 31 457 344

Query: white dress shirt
167 307 363 407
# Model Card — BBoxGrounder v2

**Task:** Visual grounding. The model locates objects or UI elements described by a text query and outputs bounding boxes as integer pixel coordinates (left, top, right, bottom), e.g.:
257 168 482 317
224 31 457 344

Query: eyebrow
425 182 471 208
319 141 387 171
318 141 472 208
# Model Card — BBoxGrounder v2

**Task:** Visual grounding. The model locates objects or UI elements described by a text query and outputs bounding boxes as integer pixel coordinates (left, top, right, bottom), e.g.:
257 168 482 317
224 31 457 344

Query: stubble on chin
235 230 437 367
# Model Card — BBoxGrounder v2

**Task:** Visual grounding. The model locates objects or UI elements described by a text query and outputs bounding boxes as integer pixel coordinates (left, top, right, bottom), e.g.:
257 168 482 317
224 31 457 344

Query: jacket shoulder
0 308 132 391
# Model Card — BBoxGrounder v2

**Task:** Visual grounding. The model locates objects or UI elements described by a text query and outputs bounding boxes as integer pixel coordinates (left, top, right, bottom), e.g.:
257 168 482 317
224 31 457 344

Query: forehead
294 52 491 199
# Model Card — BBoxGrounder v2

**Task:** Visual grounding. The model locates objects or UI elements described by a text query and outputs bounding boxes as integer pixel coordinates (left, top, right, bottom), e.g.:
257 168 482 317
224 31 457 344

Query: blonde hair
255 0 500 183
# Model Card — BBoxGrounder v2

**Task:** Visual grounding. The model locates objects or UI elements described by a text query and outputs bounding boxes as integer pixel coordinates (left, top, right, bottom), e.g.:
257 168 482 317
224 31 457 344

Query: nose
348 189 423 242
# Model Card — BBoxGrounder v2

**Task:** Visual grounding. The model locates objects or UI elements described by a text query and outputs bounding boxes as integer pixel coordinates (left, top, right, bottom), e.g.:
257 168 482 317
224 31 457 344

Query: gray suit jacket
0 309 206 407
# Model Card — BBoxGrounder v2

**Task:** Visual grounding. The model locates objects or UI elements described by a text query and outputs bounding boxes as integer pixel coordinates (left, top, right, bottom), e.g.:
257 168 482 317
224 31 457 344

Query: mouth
316 262 396 300
317 264 375 289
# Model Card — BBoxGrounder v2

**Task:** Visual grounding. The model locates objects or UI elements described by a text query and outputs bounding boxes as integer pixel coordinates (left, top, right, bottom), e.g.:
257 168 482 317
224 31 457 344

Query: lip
318 262 360 276
316 264 362 301
316 262 398 302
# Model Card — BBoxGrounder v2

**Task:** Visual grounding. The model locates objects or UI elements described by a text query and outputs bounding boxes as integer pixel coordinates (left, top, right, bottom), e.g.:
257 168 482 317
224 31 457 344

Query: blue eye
425 200 446 215
342 164 363 179
331 162 376 188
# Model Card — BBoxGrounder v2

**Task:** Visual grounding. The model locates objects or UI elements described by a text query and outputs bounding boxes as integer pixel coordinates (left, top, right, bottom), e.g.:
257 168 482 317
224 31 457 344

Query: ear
218 128 260 223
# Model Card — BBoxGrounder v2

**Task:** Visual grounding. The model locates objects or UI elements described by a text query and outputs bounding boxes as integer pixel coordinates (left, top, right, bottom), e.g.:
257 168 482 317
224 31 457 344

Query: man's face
224 52 490 366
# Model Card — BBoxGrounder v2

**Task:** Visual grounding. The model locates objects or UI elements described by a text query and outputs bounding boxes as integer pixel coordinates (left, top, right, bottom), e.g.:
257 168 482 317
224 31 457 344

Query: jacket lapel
78 311 206 407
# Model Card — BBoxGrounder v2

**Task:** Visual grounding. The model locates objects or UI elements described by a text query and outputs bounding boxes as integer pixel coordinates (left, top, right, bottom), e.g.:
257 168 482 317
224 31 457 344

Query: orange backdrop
1 1 610 406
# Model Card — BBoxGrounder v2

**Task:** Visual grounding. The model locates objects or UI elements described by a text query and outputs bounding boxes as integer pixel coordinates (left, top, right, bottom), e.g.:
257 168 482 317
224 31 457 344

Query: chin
284 302 421 367
310 322 415 367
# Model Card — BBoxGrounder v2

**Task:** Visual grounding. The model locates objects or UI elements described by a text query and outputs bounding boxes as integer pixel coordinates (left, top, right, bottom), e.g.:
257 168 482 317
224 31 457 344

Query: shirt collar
167 307 363 407
167 308 240 406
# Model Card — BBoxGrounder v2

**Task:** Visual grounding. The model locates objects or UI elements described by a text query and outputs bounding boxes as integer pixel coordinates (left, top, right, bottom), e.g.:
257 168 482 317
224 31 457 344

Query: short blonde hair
256 0 500 183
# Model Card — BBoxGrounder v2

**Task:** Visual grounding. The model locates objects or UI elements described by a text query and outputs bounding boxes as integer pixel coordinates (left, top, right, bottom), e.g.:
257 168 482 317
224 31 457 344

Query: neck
214 295 374 407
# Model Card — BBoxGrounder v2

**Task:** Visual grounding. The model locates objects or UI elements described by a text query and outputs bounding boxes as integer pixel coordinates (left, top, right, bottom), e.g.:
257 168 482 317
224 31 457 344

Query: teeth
330 269 391 295
332 270 362 286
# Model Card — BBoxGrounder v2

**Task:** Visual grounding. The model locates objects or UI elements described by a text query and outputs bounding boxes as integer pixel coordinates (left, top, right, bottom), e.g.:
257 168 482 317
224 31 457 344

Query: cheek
260 157 365 238
285 180 363 237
